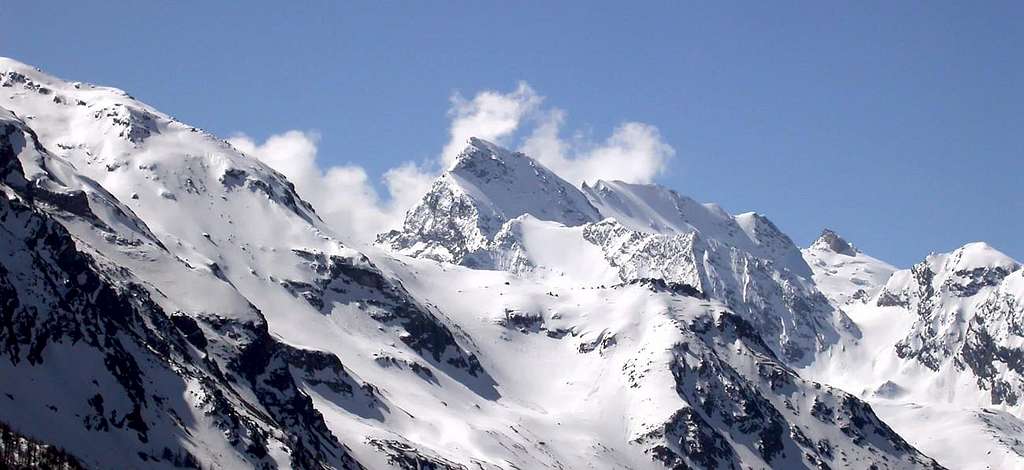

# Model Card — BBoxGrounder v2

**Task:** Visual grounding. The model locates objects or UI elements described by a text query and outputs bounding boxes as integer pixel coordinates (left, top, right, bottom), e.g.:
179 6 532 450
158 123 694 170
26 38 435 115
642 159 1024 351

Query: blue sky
3 1 1021 266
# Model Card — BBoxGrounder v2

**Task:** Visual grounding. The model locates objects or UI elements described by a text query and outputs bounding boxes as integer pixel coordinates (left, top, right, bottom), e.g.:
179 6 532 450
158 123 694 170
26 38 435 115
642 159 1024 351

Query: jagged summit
382 140 817 279
802 228 894 306
810 228 859 256
0 56 84 90
451 136 520 168
447 136 599 227
378 137 599 265
579 180 812 277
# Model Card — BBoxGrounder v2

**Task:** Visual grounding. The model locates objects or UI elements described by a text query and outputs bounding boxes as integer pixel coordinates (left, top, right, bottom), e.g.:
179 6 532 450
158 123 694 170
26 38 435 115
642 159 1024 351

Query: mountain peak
931 241 1019 274
445 138 598 225
810 228 858 256
450 137 541 179
0 56 43 78
448 137 529 172
460 136 508 158
379 139 598 264
1 56 132 103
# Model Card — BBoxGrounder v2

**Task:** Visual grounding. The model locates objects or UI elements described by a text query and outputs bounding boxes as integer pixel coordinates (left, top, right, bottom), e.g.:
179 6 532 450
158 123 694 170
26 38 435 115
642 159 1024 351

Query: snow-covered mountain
805 236 1024 469
0 58 486 469
582 180 813 278
3 57 1018 469
378 137 600 267
382 147 843 366
803 229 896 306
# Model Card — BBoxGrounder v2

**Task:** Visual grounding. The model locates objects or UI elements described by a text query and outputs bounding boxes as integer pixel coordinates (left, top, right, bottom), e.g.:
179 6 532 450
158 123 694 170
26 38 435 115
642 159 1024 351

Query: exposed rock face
804 237 1024 468
812 229 859 257
582 180 813 277
367 439 470 470
959 269 1024 405
884 244 1020 371
639 312 944 470
873 243 1024 405
0 419 86 469
581 220 703 290
283 248 489 383
583 218 843 364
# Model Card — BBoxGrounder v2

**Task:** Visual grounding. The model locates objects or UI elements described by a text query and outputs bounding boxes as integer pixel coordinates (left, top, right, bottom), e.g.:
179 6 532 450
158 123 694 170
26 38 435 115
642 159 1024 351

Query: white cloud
231 81 674 245
228 130 321 186
523 116 674 185
441 81 542 166
381 162 436 219
227 131 400 245
443 83 673 184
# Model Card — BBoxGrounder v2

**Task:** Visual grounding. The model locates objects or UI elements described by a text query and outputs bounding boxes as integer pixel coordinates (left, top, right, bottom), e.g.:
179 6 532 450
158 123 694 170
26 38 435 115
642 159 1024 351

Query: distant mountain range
1 57 1020 469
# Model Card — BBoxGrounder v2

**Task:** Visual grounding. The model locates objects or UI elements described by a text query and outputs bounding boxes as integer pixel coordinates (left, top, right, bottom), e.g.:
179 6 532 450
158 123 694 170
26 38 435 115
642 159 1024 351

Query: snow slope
373 254 942 469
